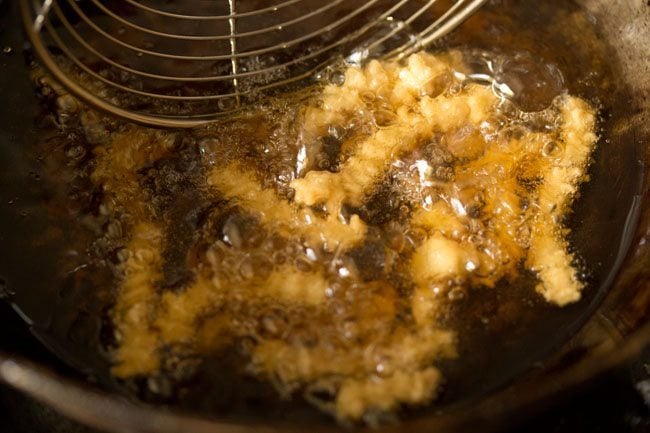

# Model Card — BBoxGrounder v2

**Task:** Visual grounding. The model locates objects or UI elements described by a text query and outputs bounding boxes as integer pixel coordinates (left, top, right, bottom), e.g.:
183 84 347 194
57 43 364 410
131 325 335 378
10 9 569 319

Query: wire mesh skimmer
20 0 487 128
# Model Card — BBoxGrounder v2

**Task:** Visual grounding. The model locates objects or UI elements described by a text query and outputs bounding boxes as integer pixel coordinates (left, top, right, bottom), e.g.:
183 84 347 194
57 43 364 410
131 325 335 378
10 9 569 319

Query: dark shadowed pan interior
0 0 648 431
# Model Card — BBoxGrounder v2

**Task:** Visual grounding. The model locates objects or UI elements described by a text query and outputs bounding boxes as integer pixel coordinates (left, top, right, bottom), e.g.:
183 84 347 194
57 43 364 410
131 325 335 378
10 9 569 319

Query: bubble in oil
239 259 255 280
271 251 287 265
495 54 566 112
221 216 246 249
372 109 399 128
541 140 565 158
330 71 346 86
360 91 376 106
247 255 274 281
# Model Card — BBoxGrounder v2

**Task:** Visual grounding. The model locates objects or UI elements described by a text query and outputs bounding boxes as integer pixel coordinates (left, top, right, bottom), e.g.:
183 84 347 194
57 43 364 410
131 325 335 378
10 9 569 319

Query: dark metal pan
0 0 648 432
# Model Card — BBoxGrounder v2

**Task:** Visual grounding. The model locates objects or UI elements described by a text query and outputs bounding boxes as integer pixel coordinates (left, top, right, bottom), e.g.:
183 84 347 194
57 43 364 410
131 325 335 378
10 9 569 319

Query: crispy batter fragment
208 163 366 250
93 50 598 422
292 53 497 214
111 223 162 377
336 368 442 420
527 96 597 305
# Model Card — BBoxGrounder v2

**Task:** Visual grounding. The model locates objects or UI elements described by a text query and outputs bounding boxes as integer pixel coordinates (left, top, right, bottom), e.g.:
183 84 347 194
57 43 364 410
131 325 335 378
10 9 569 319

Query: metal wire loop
20 0 487 128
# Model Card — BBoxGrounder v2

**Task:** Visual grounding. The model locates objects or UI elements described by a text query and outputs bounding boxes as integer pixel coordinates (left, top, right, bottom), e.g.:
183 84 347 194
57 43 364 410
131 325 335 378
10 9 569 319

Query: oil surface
0 0 643 426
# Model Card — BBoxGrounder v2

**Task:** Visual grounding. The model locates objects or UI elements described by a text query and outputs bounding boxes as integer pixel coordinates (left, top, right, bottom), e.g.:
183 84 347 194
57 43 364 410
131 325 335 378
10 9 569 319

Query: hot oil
421 0 637 408
1 0 643 425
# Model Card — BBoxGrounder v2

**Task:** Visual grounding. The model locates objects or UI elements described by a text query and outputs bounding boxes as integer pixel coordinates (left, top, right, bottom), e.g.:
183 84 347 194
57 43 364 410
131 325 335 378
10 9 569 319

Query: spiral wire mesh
20 0 487 127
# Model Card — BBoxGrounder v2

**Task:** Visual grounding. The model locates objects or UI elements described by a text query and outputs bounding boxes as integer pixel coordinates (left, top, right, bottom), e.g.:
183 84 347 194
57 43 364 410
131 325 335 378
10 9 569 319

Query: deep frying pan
0 0 649 432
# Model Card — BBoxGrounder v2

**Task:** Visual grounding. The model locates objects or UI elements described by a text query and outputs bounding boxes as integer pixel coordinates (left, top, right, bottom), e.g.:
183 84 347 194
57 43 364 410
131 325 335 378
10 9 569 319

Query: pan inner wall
0 0 646 425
